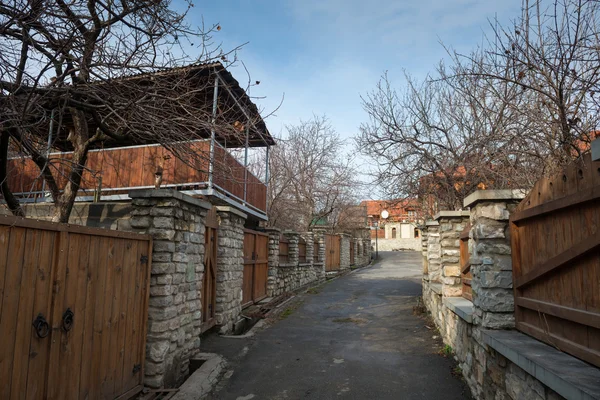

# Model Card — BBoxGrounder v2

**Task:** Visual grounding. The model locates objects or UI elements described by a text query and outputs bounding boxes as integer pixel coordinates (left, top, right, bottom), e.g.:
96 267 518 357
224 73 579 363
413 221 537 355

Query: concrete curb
171 353 226 400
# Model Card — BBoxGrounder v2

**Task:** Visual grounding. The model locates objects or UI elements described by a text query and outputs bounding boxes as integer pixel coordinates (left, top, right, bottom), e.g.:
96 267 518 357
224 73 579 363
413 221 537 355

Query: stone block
444 265 461 277
480 271 513 289
476 203 510 221
476 289 514 312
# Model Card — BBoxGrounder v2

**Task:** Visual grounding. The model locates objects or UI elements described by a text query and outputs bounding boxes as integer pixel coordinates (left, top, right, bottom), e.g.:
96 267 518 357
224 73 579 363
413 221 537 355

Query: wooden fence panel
279 236 289 264
298 238 307 263
243 229 269 306
510 153 600 368
350 241 355 266
325 234 340 271
0 216 152 400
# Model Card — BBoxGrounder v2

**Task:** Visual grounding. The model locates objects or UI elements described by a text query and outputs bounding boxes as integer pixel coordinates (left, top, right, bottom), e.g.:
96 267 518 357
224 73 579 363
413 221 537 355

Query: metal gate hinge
140 255 148 264
133 364 141 374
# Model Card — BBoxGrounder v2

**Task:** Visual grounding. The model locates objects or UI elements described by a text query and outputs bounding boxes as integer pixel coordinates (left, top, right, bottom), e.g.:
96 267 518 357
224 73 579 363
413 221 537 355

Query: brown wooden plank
0 227 26 399
0 214 151 240
0 226 12 331
88 236 111 397
10 228 42 400
136 239 153 392
104 238 126 398
516 230 600 289
25 230 57 400
510 186 600 223
97 237 117 396
52 233 88 400
516 297 600 329
517 321 600 368
119 240 139 391
77 233 102 399
124 240 151 392
115 240 138 394
45 231 70 399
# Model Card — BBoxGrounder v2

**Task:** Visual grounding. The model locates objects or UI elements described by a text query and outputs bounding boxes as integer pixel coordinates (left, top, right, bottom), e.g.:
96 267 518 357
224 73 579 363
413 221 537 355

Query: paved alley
206 251 471 399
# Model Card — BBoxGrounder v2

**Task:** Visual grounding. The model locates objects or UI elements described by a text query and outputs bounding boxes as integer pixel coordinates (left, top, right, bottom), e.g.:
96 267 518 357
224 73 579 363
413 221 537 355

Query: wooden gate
510 152 600 368
325 234 340 271
242 229 269 306
459 223 472 301
350 241 355 265
0 216 152 400
202 207 218 333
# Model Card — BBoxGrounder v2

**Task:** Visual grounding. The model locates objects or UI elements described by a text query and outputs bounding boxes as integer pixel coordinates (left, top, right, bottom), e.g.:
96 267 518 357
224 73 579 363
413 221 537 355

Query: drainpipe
208 75 220 189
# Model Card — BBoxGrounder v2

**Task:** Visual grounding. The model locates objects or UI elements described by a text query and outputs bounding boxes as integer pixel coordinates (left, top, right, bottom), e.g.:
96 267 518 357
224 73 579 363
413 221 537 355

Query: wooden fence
279 235 289 264
242 229 269 306
0 216 152 400
325 234 341 271
313 238 320 263
298 238 307 263
510 152 600 368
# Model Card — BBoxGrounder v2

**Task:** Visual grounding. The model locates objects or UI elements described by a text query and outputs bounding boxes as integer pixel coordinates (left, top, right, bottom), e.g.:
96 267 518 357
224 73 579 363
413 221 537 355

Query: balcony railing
5 139 268 218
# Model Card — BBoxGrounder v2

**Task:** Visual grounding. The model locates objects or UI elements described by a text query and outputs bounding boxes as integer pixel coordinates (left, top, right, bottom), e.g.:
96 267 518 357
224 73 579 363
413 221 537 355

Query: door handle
62 308 74 332
33 314 50 338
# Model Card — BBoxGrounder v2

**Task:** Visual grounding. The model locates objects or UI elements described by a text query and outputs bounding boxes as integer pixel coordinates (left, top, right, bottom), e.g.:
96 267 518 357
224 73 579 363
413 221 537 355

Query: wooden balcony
6 140 268 219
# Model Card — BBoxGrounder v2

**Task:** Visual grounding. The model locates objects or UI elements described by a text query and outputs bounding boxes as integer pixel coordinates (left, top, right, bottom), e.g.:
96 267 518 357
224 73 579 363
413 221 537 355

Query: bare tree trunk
0 132 25 217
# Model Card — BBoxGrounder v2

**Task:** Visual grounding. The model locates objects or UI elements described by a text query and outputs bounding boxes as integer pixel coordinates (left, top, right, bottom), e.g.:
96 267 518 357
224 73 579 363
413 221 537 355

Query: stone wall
371 237 421 251
421 190 572 400
266 230 326 297
426 221 441 283
213 207 246 334
435 211 470 297
340 234 350 270
129 189 211 388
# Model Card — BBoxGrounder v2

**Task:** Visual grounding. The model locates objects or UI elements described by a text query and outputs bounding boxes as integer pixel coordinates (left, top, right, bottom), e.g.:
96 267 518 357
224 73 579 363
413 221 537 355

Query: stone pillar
339 234 350 271
426 220 441 283
300 231 315 266
283 231 300 266
264 227 281 297
434 211 470 297
464 190 525 329
421 224 430 281
214 206 247 334
352 237 359 266
312 230 326 281
129 189 211 388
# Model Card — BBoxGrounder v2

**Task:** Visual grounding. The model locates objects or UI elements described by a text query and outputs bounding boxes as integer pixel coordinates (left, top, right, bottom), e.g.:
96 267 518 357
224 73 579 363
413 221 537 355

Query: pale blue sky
189 1 522 141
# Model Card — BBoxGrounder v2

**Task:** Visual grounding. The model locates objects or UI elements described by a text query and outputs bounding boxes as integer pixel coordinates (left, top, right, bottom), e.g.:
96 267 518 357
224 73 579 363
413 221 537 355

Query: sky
183 0 523 195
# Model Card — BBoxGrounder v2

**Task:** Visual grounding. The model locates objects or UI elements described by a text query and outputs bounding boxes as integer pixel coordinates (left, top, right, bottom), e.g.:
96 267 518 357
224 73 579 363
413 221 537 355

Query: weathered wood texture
460 223 472 301
350 241 355 266
0 215 152 400
298 238 307 263
6 141 267 213
325 234 341 272
510 152 600 368
242 229 269 306
279 235 289 264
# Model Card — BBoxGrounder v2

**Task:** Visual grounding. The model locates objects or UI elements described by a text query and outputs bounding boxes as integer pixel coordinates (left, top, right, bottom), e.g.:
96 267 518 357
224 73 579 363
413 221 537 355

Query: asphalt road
206 251 471 400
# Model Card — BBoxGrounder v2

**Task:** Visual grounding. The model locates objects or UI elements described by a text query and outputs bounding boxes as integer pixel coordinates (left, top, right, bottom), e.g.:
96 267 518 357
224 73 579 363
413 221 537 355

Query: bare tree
266 116 361 231
0 0 254 222
358 0 600 215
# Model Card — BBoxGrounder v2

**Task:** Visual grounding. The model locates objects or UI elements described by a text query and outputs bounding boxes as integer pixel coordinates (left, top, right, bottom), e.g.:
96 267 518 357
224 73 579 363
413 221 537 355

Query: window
391 228 397 239
414 228 419 238
408 210 415 217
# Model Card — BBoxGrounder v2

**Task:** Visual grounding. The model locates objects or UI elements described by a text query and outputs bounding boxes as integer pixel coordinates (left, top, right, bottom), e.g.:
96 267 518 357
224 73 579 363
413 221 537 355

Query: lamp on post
377 210 389 259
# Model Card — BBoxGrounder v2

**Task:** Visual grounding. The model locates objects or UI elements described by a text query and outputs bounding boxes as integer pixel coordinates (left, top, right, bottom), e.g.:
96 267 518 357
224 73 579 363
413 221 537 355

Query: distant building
360 199 422 251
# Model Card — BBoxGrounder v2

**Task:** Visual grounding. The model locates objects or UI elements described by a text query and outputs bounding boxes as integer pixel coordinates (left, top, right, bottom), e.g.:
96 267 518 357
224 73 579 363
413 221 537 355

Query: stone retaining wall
421 190 568 400
129 189 211 388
